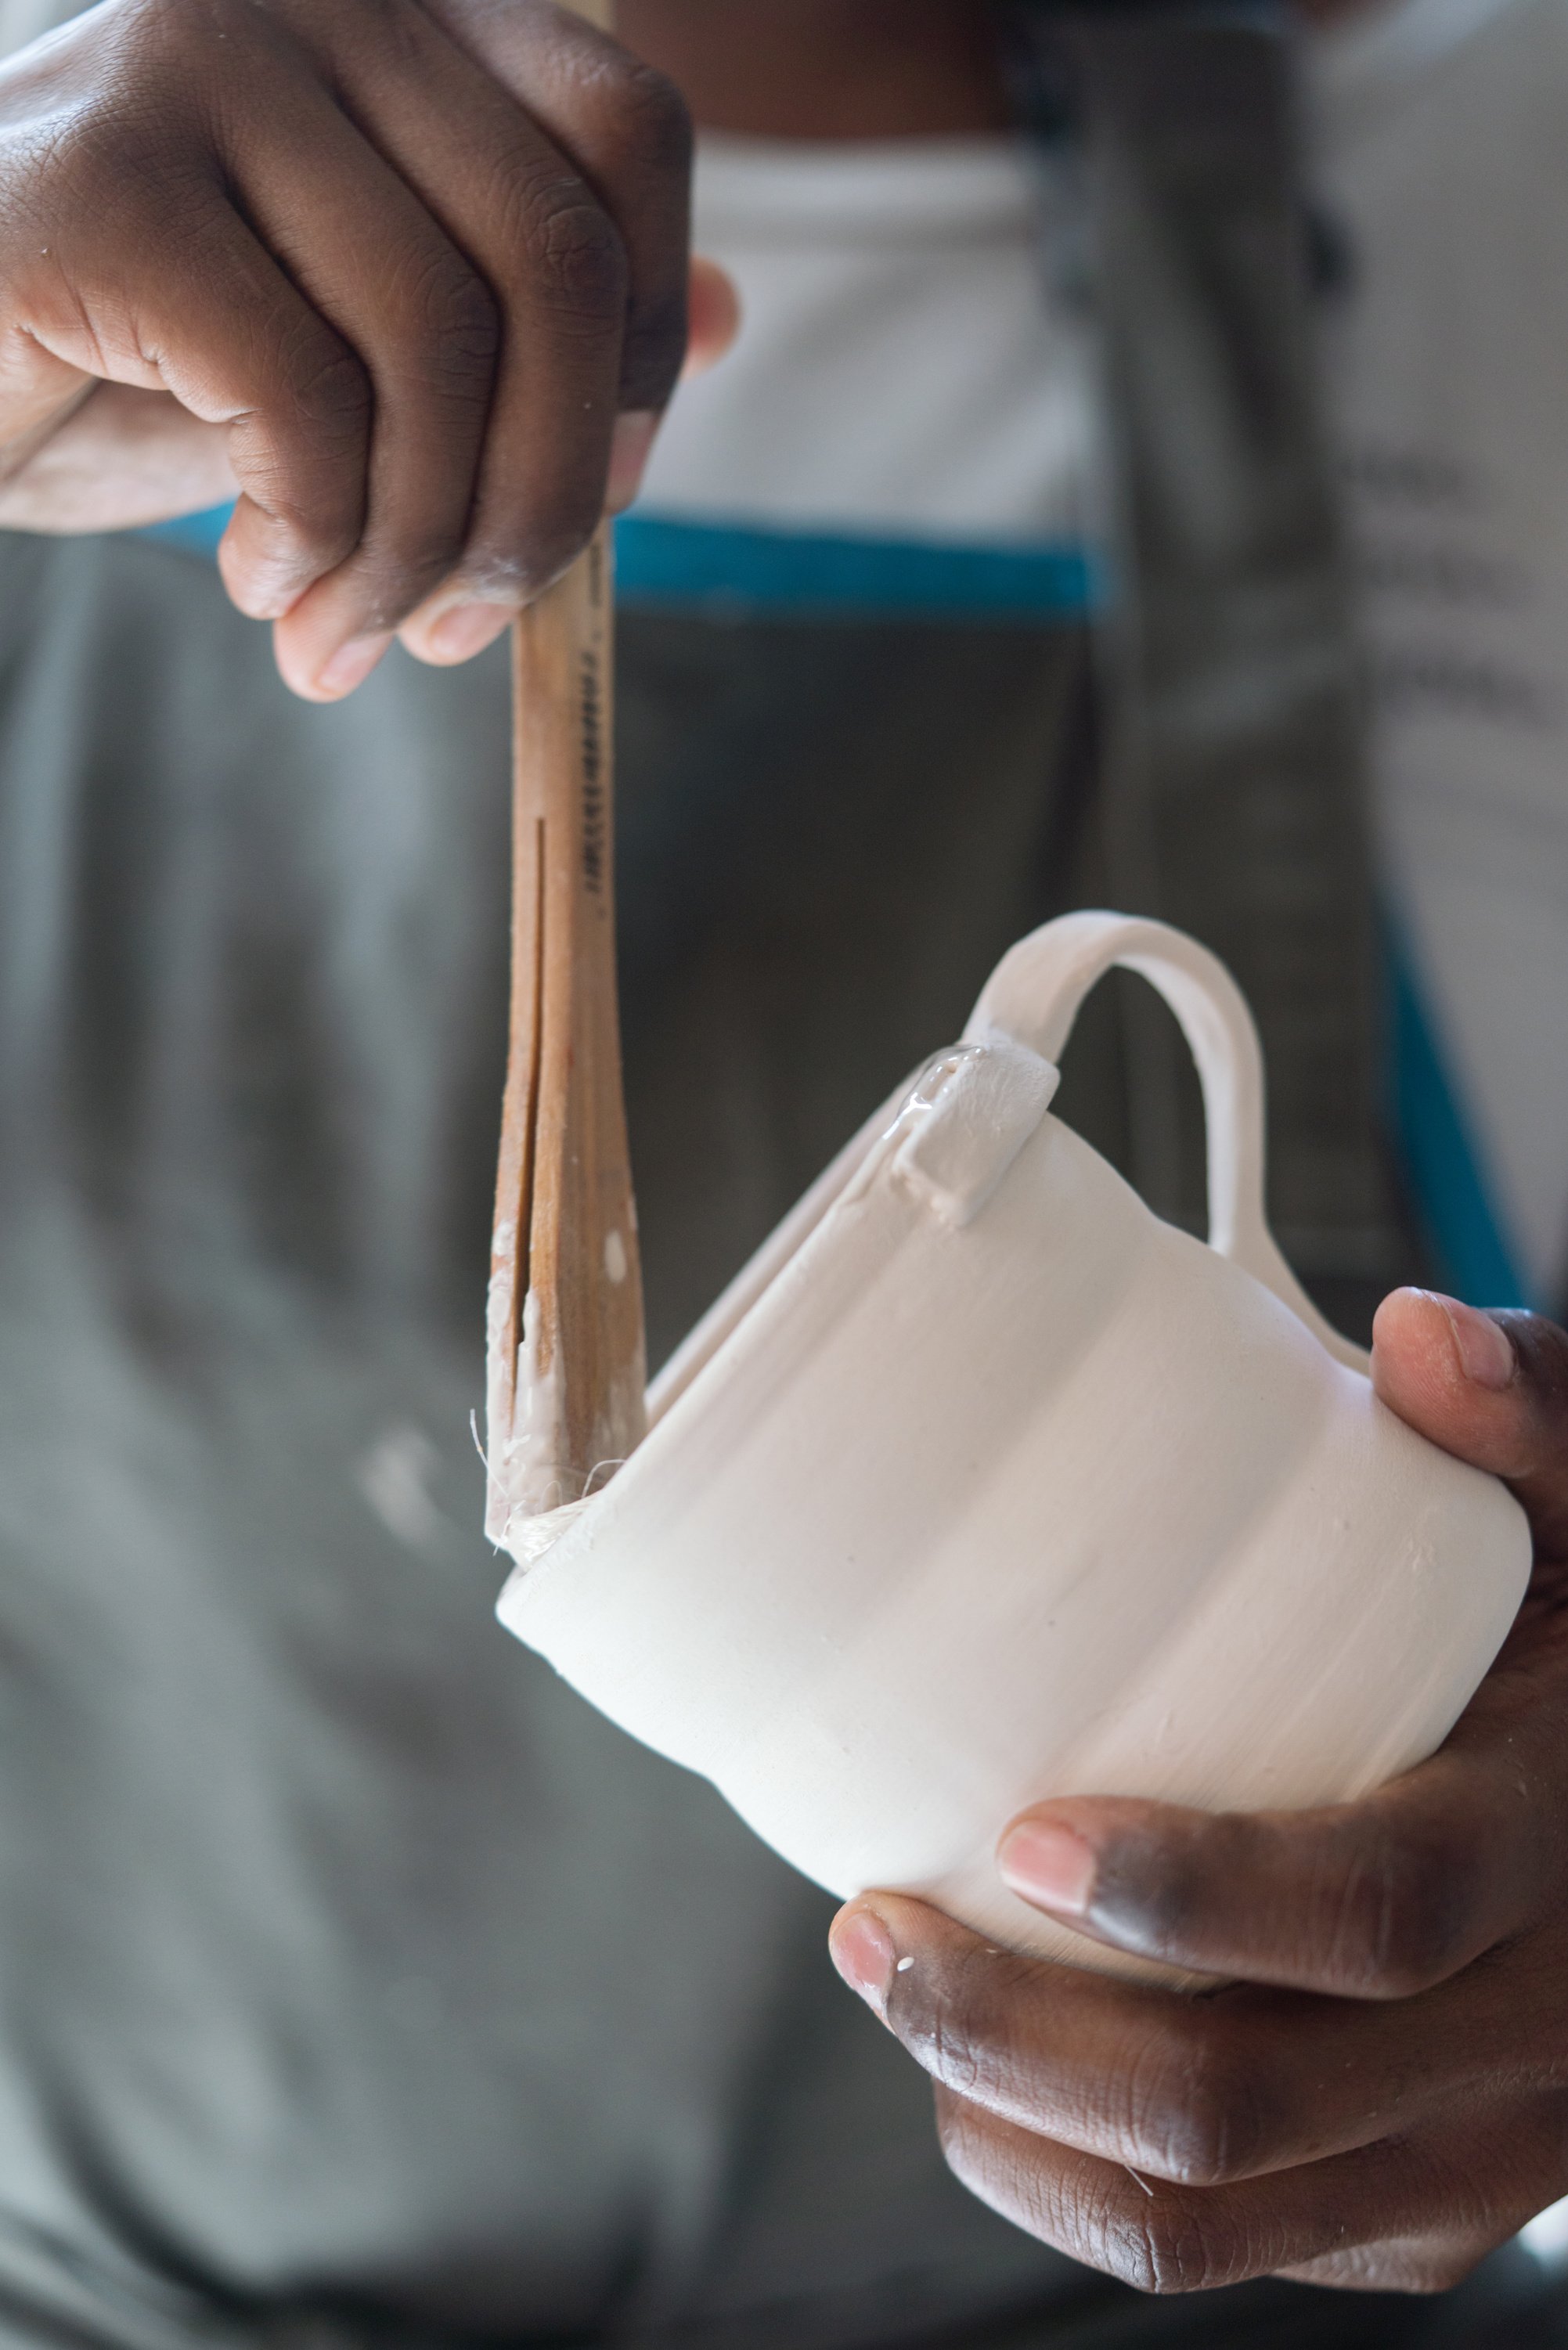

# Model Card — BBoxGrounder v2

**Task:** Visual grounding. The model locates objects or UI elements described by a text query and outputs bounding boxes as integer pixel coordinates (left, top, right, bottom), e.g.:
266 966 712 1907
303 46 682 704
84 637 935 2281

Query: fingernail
427 602 514 663
828 1907 896 2014
314 632 392 699
997 1819 1098 1916
605 409 658 514
1437 1295 1517 1391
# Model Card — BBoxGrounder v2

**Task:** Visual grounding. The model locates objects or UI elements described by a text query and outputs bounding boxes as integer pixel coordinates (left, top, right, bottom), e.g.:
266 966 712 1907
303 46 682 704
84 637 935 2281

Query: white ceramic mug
497 914 1530 1976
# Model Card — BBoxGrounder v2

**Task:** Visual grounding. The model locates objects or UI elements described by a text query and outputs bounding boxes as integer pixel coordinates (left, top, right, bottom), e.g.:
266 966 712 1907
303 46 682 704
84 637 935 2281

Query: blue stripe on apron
1389 936 1533 1310
137 505 235 560
614 513 1101 620
129 503 1528 1307
135 504 1102 621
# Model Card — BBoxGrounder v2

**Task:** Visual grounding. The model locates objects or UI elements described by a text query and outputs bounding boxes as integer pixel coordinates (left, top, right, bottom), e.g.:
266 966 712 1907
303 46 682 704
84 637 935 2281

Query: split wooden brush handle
485 0 647 1544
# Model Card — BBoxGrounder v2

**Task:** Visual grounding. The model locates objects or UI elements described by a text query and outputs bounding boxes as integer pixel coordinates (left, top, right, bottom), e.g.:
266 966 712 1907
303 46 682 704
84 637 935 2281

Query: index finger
831 1887 1561 2190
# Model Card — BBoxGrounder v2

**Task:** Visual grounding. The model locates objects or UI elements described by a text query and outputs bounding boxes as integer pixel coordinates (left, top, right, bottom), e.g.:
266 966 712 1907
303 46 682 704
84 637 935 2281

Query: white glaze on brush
496 915 1532 1981
485 1285 570 1533
485 1241 641 1544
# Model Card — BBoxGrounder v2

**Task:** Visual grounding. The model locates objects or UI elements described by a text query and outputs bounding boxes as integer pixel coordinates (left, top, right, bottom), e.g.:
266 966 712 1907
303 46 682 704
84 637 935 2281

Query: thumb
684 257 741 379
1372 1289 1568 1558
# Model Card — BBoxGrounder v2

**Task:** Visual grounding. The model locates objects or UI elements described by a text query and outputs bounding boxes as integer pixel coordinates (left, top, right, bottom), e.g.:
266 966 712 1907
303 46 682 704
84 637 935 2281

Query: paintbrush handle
487 524 647 1541
485 0 649 1541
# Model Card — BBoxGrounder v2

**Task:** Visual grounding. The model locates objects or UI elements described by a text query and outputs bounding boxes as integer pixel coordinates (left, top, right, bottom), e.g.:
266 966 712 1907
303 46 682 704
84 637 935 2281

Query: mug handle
964 912 1368 1373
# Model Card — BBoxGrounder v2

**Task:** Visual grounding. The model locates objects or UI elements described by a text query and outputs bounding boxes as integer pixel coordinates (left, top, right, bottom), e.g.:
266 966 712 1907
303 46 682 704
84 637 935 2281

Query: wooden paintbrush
485 0 647 1547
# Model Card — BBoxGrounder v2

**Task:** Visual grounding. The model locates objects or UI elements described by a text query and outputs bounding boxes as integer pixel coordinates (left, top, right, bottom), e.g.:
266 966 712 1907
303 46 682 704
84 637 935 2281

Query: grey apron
1011 0 1415 1339
0 524 1124 2350
0 518 1520 2350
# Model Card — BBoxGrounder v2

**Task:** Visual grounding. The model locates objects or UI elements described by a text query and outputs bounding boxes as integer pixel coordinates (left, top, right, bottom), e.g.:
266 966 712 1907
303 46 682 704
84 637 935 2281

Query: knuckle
358 515 470 611
895 1947 1031 2104
1127 2204 1247 2296
283 332 370 443
603 61 694 178
236 332 368 562
1029 2161 1173 2291
935 2091 1253 2296
1134 2035 1281 2188
25 105 196 242
411 254 500 387
1328 1826 1478 1995
566 49 692 178
481 482 603 600
42 0 261 179
522 182 628 326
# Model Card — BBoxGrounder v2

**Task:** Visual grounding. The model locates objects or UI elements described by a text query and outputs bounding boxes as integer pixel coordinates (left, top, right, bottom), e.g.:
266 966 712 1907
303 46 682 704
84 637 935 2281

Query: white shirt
641 134 1102 548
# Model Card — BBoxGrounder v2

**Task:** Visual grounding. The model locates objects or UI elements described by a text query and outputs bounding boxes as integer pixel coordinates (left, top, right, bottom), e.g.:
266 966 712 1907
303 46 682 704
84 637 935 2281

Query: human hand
0 0 735 697
830 1290 1568 2294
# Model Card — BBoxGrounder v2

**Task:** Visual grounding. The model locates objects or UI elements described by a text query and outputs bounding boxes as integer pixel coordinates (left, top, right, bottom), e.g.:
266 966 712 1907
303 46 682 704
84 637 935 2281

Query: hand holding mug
831 1292 1568 2294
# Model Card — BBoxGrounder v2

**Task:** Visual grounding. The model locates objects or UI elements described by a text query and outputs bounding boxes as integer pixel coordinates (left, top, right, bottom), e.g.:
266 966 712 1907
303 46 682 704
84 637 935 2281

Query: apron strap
1010 1 1408 1305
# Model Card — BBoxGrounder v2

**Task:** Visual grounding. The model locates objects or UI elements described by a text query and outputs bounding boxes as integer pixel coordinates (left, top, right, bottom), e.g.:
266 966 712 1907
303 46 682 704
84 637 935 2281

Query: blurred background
1 0 1567 2344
